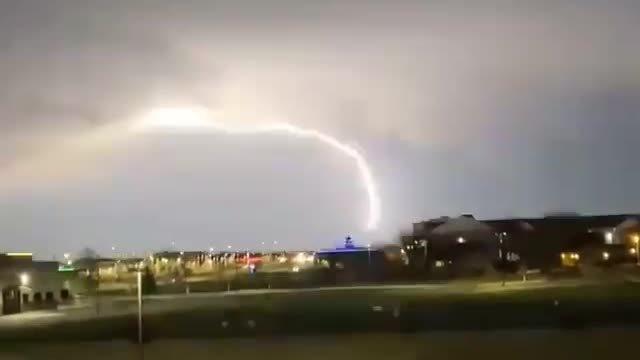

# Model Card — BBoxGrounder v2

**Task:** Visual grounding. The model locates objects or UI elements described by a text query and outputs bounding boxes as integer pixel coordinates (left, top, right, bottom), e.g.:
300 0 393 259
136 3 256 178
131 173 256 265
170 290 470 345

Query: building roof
484 219 535 233
431 216 493 235
413 213 639 238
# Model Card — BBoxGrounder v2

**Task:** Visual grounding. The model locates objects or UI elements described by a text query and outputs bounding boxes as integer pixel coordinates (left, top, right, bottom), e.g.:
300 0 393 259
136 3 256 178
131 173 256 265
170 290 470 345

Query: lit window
605 232 614 244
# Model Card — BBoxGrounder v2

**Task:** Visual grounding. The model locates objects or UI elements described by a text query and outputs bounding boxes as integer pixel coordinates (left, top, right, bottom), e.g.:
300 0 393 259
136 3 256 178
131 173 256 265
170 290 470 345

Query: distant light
180 251 184 255
111 246 116 251
58 265 75 272
294 253 306 264
19 273 29 286
602 251 610 260
63 253 70 260
209 247 214 252
66 260 73 265
630 248 637 255
605 232 614 244
227 245 232 249
632 234 640 244
457 237 466 244
292 266 300 273
6 252 32 257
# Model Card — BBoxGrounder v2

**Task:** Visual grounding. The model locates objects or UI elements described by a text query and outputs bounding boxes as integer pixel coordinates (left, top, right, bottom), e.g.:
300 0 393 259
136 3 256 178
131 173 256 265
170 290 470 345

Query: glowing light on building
19 273 30 286
133 107 381 230
605 232 614 244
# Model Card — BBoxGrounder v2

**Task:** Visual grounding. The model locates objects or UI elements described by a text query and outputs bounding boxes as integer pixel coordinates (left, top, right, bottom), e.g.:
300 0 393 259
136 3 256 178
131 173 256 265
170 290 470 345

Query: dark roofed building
410 213 640 270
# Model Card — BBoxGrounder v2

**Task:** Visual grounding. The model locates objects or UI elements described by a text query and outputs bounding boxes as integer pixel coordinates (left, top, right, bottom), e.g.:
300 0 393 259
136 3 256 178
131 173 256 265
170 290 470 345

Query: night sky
1 0 639 259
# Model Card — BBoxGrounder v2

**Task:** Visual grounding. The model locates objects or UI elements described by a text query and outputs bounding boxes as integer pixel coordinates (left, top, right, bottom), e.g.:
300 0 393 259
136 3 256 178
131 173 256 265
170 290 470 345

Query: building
315 237 387 280
0 253 76 315
408 213 640 272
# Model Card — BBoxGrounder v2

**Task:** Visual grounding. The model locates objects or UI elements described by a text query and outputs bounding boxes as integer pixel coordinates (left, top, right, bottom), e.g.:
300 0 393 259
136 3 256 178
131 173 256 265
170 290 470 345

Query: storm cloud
1 0 639 258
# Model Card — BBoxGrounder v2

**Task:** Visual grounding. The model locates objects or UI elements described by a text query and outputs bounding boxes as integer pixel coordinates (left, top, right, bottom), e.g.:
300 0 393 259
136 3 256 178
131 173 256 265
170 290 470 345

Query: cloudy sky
1 0 639 259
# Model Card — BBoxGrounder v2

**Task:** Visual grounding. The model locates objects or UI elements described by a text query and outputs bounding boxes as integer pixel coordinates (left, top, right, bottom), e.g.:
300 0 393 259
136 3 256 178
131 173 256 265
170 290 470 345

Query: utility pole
421 239 428 269
137 270 143 344
95 258 100 316
633 234 640 266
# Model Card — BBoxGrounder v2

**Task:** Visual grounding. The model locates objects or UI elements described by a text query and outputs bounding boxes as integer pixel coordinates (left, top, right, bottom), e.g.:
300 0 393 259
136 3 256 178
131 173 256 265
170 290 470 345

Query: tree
77 247 99 260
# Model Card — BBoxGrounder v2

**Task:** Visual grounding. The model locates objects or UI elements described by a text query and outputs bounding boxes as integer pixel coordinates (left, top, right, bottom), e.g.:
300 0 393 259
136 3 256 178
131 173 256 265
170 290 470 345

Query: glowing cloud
133 107 381 230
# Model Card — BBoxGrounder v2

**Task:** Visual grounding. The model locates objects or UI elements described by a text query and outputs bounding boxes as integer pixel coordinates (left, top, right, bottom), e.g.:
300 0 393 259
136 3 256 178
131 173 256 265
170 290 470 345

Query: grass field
3 281 640 342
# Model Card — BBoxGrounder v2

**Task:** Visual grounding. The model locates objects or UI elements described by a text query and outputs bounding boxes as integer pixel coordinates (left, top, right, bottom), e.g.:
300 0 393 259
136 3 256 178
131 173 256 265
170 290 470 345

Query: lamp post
421 239 428 269
137 270 143 344
633 234 640 266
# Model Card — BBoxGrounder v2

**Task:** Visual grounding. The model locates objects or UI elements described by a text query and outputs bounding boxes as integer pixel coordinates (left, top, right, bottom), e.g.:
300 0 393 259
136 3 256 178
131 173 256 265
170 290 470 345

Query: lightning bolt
1 107 381 231
133 108 381 231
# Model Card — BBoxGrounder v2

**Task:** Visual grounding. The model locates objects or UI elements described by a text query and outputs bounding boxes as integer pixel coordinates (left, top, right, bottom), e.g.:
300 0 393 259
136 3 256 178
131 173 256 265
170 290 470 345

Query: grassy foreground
3 281 640 342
